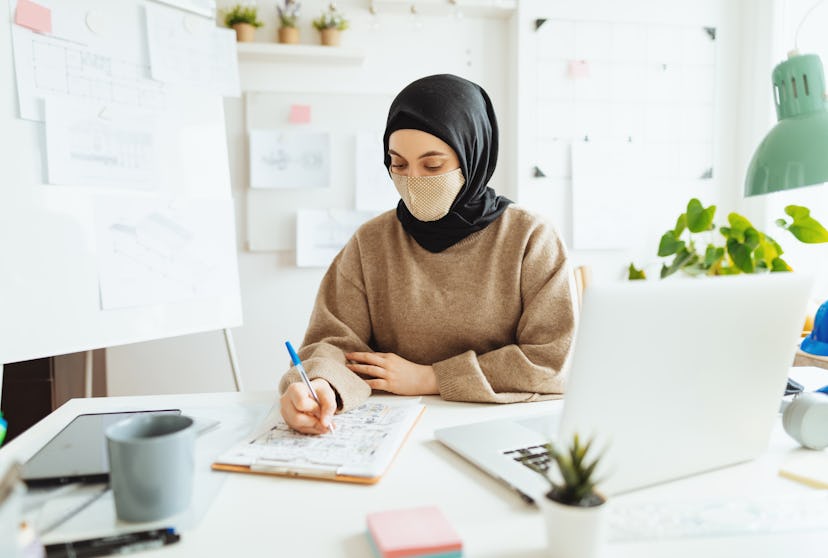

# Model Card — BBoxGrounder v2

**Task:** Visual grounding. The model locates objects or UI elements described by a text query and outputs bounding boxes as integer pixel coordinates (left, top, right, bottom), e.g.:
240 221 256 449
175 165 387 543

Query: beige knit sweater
279 205 576 412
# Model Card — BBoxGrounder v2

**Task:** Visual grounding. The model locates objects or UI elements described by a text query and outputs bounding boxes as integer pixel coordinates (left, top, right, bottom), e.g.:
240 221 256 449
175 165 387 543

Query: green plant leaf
743 227 761 250
628 264 646 280
782 205 828 243
657 231 685 257
755 235 782 269
785 205 809 220
686 199 716 233
719 225 733 240
727 238 755 273
724 213 754 244
771 257 792 272
660 247 694 278
223 5 263 27
673 214 687 237
704 245 725 267
682 263 707 276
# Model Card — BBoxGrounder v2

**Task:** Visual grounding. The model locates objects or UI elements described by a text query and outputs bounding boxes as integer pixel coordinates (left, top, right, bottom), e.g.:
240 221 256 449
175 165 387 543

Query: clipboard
212 398 425 484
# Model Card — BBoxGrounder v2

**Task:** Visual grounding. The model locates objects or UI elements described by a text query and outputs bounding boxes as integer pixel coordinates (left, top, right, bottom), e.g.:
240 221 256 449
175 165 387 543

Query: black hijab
383 74 512 253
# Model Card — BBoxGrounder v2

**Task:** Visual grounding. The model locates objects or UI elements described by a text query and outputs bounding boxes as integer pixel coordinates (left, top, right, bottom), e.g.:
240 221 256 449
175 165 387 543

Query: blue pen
285 341 334 433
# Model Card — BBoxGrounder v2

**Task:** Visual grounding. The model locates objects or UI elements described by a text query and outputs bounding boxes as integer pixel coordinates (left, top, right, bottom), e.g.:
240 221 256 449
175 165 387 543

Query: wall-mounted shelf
236 42 366 65
370 0 517 19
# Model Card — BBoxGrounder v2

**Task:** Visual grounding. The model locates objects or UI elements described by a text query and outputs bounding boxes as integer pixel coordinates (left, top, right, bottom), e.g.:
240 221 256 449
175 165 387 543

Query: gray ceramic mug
106 414 195 523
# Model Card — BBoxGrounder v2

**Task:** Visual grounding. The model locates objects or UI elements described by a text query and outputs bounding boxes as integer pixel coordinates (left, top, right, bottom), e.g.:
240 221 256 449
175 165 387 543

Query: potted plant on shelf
277 0 301 44
222 3 263 43
524 434 607 558
312 3 349 46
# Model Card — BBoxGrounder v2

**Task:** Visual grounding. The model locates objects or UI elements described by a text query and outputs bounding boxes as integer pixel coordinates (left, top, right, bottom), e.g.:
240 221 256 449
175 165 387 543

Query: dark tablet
21 409 181 487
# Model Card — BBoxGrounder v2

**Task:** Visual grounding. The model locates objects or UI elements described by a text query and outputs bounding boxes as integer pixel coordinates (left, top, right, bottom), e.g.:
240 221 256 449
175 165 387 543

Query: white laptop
435 273 811 503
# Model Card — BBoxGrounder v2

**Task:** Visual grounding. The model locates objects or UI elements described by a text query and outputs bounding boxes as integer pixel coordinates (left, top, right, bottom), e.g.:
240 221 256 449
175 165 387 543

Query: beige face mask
390 168 466 222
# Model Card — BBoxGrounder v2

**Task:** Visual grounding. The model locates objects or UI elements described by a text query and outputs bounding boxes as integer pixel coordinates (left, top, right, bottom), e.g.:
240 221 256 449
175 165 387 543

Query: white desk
3 369 828 557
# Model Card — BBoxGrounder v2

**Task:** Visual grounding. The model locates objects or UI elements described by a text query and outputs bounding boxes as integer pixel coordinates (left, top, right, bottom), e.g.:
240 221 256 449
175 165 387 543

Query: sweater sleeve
278 239 372 412
432 226 576 403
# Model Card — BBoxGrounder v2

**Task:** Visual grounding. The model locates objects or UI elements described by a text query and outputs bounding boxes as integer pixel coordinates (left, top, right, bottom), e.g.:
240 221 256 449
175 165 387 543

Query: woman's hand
345 351 439 396
279 378 337 435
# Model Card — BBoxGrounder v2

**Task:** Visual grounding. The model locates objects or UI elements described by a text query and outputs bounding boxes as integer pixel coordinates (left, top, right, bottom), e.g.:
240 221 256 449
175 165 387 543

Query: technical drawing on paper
249 130 331 189
11 26 166 121
44 98 160 189
144 2 240 97
236 402 414 468
296 209 378 268
94 196 238 310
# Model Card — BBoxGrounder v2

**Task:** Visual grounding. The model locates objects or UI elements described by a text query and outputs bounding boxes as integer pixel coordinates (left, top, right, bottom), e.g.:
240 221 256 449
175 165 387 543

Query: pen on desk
44 527 180 558
285 341 335 433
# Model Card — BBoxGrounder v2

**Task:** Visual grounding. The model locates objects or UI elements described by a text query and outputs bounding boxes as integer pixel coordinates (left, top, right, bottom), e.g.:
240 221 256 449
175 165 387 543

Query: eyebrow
388 149 450 159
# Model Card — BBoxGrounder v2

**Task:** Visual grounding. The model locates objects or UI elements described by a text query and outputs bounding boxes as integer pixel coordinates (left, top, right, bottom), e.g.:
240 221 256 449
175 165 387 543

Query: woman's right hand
279 378 337 435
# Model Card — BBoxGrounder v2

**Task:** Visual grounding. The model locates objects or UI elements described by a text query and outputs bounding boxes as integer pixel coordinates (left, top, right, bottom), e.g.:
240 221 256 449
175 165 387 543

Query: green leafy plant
277 0 301 28
629 198 828 280
222 3 263 28
312 3 349 31
524 434 605 507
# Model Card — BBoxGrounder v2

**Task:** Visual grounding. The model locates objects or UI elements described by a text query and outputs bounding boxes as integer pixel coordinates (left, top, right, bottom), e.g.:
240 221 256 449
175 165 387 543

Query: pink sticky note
15 0 52 34
367 506 462 558
568 59 590 79
289 104 311 124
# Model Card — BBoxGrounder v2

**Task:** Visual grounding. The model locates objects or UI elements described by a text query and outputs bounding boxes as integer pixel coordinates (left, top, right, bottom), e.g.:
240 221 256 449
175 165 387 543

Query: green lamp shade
745 53 828 196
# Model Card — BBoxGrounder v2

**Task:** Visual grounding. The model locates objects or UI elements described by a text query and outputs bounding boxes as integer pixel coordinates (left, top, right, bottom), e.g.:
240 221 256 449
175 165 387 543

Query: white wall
108 0 828 396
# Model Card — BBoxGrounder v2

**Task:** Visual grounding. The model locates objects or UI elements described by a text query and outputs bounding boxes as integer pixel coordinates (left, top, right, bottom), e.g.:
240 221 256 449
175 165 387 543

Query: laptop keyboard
503 444 553 473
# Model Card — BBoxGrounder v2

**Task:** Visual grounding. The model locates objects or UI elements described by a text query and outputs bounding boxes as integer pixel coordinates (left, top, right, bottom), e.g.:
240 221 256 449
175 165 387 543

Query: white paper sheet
571 140 641 250
44 98 161 189
296 209 377 267
354 131 398 212
144 2 239 97
94 195 239 310
249 130 331 189
11 24 166 121
153 0 215 18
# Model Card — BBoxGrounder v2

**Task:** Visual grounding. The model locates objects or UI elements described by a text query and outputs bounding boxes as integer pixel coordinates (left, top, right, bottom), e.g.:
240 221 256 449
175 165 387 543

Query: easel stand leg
223 328 243 392
84 350 93 398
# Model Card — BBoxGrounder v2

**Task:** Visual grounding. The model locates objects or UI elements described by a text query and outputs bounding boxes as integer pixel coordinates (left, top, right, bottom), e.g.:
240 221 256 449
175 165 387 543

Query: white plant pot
539 496 608 558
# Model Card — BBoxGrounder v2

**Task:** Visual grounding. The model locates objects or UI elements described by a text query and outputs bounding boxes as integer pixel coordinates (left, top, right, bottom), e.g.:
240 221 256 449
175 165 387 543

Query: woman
280 74 575 434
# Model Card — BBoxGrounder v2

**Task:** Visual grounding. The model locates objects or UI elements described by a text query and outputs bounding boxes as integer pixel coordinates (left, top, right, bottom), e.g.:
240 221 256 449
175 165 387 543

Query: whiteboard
0 0 242 365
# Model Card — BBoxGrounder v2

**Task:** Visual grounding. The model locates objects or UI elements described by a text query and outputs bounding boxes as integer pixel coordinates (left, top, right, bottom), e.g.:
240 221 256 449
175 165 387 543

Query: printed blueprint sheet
213 398 424 482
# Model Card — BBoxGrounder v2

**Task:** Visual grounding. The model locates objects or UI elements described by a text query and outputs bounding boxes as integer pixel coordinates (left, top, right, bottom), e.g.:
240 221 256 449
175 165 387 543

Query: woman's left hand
345 351 439 396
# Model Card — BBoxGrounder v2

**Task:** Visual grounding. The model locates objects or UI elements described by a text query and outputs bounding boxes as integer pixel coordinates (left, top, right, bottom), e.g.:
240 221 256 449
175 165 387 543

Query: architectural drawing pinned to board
94 195 240 310
355 132 398 212
571 140 642 250
249 130 331 189
144 2 240 97
296 209 378 267
44 98 160 189
10 23 166 122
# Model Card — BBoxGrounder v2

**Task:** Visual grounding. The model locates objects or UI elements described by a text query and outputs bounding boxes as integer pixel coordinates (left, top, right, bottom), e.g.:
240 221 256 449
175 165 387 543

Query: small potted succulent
525 434 607 558
222 3 263 43
277 0 301 44
312 2 349 46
